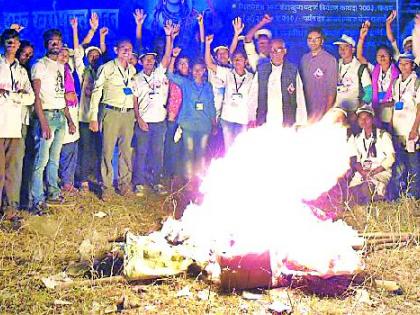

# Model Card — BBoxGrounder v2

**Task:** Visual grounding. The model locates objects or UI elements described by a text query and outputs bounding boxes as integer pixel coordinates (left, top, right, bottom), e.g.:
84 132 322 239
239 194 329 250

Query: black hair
230 49 247 59
307 27 325 40
375 45 394 61
0 29 19 46
43 29 62 48
115 37 133 48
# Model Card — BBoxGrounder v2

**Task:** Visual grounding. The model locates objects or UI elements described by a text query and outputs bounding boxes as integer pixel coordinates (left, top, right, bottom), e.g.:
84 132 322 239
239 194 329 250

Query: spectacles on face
307 36 322 42
271 47 286 53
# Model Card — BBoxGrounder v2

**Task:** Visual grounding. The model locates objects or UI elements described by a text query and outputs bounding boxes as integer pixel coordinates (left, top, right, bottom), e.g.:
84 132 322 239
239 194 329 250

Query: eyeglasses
271 47 286 53
307 37 322 42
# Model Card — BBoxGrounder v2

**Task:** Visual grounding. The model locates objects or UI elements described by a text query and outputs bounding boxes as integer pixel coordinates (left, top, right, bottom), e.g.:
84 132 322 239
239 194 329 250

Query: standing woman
357 21 400 130
167 48 216 188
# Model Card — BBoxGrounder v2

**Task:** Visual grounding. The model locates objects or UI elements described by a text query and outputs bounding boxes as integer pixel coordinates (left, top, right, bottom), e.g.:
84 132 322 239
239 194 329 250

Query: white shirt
208 69 226 119
132 64 169 123
0 56 35 138
31 56 66 110
215 66 254 125
335 57 371 111
392 72 420 137
244 41 269 72
248 63 307 126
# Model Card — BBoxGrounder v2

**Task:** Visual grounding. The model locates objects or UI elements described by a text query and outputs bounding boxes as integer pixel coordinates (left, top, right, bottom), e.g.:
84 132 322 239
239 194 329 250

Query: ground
0 190 419 314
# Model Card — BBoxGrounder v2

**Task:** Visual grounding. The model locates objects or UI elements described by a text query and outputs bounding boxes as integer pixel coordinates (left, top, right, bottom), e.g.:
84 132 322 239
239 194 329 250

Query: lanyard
143 75 154 92
233 72 246 93
379 69 387 92
115 61 129 87
194 82 205 102
9 62 17 92
398 77 413 101
339 63 351 82
363 137 374 157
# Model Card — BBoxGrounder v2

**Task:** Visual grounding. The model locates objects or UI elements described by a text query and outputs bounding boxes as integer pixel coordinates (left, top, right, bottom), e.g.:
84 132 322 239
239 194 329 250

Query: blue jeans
59 141 79 186
163 121 183 178
220 119 247 150
391 142 420 199
182 129 210 179
31 110 66 204
132 121 167 186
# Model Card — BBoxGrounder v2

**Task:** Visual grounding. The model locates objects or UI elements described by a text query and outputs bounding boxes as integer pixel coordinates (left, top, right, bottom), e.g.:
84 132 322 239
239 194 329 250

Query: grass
0 190 419 314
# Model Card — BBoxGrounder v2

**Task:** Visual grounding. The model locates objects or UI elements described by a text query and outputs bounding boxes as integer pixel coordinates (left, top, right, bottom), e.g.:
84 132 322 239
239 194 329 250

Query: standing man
89 38 136 200
31 29 76 212
131 22 175 196
249 39 307 128
300 27 337 122
0 29 34 215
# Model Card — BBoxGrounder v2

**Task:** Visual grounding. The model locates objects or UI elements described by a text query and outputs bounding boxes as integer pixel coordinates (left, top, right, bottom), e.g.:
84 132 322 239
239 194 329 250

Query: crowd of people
0 9 419 218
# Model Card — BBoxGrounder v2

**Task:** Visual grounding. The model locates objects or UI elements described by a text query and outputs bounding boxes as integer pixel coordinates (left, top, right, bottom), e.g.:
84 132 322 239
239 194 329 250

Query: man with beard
31 29 76 213
0 29 34 217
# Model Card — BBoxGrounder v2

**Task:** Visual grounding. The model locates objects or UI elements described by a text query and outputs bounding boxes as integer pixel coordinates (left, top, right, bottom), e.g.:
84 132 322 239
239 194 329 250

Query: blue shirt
167 72 216 133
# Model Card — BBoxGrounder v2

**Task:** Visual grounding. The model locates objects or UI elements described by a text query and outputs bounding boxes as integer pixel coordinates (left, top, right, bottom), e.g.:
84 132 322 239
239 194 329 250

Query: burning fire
164 117 364 281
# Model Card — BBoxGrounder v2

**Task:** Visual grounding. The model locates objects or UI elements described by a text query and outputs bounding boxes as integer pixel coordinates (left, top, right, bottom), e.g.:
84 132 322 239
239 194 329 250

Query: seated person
348 105 395 204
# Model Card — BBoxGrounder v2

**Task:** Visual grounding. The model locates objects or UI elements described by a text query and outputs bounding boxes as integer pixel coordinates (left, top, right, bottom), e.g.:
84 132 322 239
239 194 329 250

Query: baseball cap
85 46 102 57
254 29 272 40
356 104 375 116
213 45 229 54
402 36 413 47
333 34 356 47
398 52 415 62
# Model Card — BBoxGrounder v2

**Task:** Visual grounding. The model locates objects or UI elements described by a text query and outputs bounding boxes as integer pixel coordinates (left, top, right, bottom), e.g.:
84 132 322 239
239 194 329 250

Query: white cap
254 29 272 40
356 104 375 117
61 44 75 56
85 46 102 57
213 45 229 54
402 35 413 47
139 52 158 59
333 34 356 47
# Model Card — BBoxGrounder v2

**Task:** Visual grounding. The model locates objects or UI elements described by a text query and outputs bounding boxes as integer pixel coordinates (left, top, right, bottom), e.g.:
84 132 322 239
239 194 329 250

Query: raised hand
133 8 147 25
89 12 99 31
70 17 78 29
260 14 273 25
10 24 25 32
172 47 182 58
232 17 244 36
196 13 204 25
359 20 371 40
172 24 180 38
205 34 214 45
163 20 174 36
386 10 397 25
100 27 109 37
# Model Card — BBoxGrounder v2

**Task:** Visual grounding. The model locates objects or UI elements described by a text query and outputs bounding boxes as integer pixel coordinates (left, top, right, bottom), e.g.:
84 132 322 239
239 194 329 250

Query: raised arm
81 12 99 46
229 17 244 55
413 14 420 63
385 10 400 59
205 34 218 73
357 21 370 65
197 13 205 44
70 18 80 49
169 47 182 73
133 9 147 51
99 27 108 55
244 14 272 43
162 21 177 69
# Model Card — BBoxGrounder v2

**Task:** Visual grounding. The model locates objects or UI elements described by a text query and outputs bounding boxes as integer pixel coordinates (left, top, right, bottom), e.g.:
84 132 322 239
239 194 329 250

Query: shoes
153 184 168 195
134 185 147 197
31 202 48 216
101 189 115 202
46 196 75 207
119 185 133 197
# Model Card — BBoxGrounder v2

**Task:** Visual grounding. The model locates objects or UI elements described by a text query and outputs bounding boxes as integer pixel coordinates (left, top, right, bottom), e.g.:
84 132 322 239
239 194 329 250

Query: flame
168 117 364 277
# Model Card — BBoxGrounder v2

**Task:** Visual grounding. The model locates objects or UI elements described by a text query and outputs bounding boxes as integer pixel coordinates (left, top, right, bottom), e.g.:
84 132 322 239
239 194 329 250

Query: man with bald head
249 39 307 127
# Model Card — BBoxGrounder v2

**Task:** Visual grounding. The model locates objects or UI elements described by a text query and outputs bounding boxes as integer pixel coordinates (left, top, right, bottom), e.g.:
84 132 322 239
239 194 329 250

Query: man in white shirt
248 39 307 128
131 22 174 196
31 29 76 213
349 105 395 204
0 29 34 214
390 53 420 198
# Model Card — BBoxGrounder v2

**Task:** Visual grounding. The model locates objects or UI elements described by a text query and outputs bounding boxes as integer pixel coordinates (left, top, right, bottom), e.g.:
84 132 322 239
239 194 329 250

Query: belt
104 105 133 113
43 108 64 113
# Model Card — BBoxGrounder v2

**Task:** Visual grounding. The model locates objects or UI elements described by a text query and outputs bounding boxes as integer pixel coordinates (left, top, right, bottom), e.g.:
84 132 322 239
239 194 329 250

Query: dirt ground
0 190 419 314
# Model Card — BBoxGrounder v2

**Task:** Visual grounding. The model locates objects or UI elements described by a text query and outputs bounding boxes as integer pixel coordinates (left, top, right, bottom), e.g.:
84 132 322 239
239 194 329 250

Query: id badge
378 91 386 102
394 101 404 110
231 93 243 105
195 102 204 111
123 87 133 95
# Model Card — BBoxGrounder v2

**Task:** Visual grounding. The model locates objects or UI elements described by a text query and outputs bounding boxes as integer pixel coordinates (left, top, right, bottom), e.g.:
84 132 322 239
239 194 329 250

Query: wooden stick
55 275 127 290
360 232 420 240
